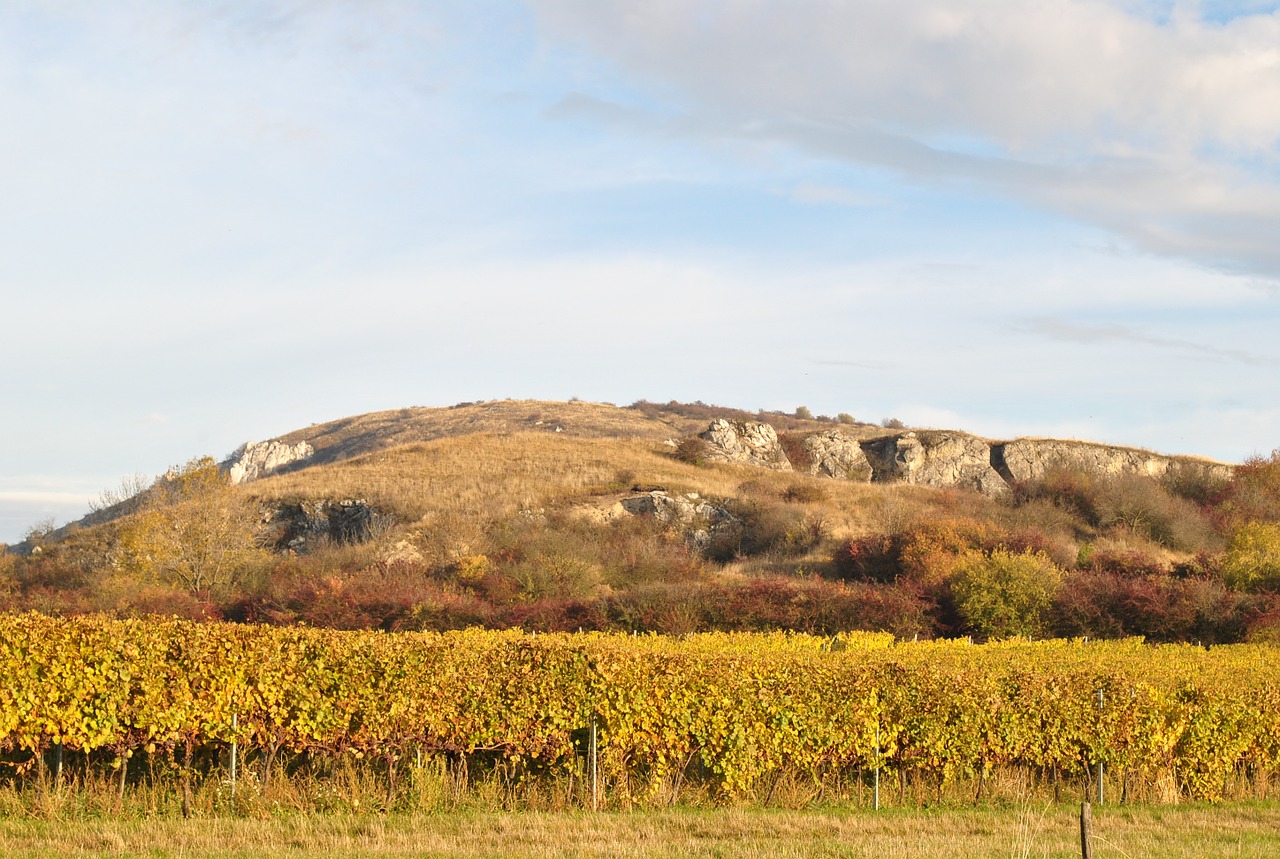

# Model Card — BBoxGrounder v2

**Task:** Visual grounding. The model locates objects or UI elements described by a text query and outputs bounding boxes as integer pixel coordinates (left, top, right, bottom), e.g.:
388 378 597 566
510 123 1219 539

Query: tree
951 549 1062 639
117 457 266 596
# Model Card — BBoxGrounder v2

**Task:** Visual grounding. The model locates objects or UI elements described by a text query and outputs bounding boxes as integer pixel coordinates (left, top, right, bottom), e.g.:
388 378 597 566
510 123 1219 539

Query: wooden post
230 713 238 799
589 711 599 811
1096 689 1105 804
873 721 881 811
1080 802 1093 859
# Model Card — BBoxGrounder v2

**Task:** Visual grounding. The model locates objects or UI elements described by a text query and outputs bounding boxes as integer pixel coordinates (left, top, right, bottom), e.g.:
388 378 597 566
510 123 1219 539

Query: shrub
705 499 825 562
794 406 813 420
1221 521 1280 591
1093 473 1220 552
777 433 815 472
881 417 906 429
898 518 1001 586
782 482 828 504
830 534 902 584
836 413 856 425
673 436 711 466
951 549 1062 639
1219 449 1280 524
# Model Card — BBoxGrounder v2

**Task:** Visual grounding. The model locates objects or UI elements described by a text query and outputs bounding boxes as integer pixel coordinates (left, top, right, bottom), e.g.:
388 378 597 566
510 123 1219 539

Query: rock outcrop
226 440 314 485
690 418 1232 500
861 431 1007 495
268 498 382 550
801 430 874 481
618 490 740 551
993 439 1233 487
698 419 792 471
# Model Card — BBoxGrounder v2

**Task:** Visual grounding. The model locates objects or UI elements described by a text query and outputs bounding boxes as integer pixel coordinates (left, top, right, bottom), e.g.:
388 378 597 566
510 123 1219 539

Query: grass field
3 803 1280 858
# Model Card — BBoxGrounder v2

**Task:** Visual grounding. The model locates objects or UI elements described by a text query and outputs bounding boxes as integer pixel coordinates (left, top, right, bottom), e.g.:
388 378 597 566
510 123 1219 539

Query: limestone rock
226 440 314 485
995 439 1233 486
698 419 792 471
268 498 381 550
801 430 873 481
617 490 741 551
861 431 1006 495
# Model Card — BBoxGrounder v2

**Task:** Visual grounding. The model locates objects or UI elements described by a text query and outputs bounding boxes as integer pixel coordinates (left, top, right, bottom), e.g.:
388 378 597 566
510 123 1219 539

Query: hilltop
3 398 1276 643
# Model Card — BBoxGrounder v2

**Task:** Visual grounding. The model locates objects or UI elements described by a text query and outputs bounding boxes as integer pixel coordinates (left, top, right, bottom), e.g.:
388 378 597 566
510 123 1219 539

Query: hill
3 398 1276 643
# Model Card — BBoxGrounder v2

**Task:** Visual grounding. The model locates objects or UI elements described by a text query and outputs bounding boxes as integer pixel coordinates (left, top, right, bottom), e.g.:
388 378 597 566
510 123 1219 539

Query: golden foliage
116 457 267 595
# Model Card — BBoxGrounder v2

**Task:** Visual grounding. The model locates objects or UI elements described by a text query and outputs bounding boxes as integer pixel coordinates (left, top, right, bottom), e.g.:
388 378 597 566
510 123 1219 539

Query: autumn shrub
898 518 1003 586
704 499 825 562
830 534 901 583
505 598 610 633
1219 449 1280 524
604 576 933 637
1221 521 1280 591
950 548 1063 639
1162 462 1231 506
777 433 814 471
1083 547 1169 578
1092 473 1221 552
781 481 827 504
673 436 711 466
1052 571 1254 643
1011 467 1100 527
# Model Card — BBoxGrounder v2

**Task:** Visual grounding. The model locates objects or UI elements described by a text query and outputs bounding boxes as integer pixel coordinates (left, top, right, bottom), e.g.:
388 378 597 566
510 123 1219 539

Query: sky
3 0 1280 544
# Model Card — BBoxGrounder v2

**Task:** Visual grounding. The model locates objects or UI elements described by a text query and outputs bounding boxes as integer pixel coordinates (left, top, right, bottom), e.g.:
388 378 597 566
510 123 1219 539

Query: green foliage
1222 522 1280 591
836 412 856 425
951 549 1063 639
793 405 813 420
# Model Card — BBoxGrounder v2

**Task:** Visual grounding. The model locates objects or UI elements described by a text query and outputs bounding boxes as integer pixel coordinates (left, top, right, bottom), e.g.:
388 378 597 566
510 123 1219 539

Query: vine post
1095 689 1104 805
230 713 238 799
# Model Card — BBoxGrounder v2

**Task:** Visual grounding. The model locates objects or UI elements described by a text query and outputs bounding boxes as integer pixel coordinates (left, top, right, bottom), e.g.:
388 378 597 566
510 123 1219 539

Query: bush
951 549 1062 639
673 436 711 466
836 413 856 425
705 499 825 562
1219 449 1280 524
777 433 815 472
831 534 902 584
794 406 813 420
782 482 828 504
1221 521 1280 591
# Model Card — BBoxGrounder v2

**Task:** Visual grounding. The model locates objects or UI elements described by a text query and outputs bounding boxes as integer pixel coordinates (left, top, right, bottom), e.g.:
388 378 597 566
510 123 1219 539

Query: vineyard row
2 614 1279 802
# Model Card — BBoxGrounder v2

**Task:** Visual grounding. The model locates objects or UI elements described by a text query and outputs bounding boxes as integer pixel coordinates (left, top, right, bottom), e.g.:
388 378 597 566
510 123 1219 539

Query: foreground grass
3 804 1280 858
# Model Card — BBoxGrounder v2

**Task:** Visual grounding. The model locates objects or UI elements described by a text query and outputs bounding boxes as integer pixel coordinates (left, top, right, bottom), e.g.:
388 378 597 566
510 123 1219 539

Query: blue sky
3 0 1280 543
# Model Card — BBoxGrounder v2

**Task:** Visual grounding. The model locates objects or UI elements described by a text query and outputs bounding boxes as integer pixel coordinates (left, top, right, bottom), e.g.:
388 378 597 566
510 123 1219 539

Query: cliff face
861 432 1008 495
697 420 1232 496
225 440 314 485
994 439 1233 486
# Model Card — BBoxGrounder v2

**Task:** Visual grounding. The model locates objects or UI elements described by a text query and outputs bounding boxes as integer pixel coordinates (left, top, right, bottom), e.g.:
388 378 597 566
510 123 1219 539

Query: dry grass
247 430 953 565
3 803 1280 858
272 400 701 464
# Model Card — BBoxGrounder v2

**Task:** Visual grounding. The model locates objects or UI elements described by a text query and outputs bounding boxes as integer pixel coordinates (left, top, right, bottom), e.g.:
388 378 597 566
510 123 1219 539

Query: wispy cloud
1012 316 1266 365
531 0 1280 278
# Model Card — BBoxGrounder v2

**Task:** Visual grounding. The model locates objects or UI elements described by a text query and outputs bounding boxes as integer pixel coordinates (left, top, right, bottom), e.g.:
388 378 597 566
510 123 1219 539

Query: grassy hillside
3 399 1277 642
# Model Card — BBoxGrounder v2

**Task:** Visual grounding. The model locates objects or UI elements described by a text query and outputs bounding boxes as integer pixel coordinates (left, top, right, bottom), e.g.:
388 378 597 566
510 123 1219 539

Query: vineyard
3 613 1280 811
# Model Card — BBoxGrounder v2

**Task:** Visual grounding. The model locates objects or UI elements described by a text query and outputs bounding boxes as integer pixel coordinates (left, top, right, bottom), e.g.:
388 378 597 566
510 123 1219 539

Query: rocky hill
222 400 1233 498
8 397 1271 646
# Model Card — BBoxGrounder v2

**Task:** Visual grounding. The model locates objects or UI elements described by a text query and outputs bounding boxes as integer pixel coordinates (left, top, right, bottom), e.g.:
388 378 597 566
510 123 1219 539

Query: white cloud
531 0 1280 277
